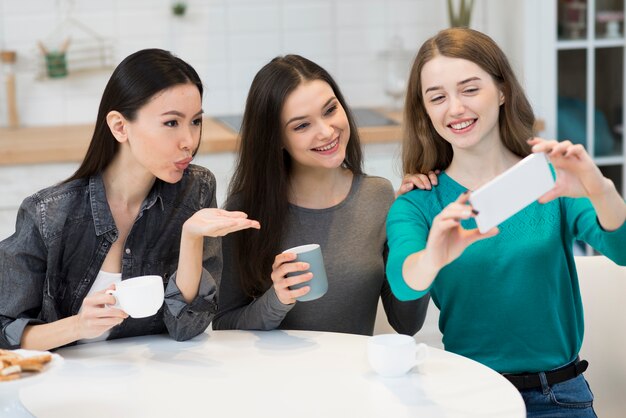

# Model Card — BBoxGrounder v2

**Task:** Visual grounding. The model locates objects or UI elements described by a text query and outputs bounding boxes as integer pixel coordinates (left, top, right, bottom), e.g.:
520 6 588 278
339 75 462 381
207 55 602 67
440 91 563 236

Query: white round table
15 330 525 417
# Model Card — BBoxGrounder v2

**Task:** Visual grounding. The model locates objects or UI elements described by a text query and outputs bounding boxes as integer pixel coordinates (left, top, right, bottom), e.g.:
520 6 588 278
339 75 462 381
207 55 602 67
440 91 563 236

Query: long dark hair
65 48 203 182
227 54 363 297
403 28 535 174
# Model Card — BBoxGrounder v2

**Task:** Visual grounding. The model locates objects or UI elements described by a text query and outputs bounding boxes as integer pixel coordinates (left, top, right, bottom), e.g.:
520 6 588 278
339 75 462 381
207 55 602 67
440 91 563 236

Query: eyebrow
161 110 204 118
424 77 482 94
285 97 336 127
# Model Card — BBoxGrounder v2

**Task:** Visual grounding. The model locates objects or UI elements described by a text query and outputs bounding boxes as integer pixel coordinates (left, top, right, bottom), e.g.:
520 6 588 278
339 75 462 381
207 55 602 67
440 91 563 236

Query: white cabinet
524 0 625 196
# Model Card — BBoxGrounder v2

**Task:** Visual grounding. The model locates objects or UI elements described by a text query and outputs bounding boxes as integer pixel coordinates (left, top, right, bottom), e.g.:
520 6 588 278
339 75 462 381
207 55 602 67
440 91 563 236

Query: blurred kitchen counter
0 111 403 166
0 112 545 166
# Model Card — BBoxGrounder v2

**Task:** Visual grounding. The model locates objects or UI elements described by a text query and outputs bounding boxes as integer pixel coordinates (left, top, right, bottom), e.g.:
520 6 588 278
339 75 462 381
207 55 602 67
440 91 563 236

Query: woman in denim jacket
0 49 259 350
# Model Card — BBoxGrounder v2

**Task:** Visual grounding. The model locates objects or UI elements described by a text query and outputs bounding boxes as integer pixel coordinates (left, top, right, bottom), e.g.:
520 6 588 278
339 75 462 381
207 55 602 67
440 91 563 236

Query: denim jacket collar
88 174 165 238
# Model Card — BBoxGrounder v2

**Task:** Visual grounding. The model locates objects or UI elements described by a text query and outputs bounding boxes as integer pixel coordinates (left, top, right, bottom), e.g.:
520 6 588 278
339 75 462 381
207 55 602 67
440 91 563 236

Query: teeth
314 139 338 151
450 120 474 130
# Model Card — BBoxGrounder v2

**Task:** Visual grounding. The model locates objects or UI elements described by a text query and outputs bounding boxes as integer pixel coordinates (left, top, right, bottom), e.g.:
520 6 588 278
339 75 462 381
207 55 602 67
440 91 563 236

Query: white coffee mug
106 275 164 318
367 334 429 377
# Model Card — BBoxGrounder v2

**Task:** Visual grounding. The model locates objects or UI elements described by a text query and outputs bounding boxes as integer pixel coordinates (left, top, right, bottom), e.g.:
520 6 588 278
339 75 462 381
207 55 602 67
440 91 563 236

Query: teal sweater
386 172 626 374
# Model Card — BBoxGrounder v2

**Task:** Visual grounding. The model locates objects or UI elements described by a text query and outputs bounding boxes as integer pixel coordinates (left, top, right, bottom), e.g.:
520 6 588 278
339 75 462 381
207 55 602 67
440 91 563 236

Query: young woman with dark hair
213 55 429 336
0 49 259 350
386 28 626 416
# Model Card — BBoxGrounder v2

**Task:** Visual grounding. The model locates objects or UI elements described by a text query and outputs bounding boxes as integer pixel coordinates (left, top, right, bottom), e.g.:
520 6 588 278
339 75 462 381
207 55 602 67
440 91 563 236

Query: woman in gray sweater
212 55 430 335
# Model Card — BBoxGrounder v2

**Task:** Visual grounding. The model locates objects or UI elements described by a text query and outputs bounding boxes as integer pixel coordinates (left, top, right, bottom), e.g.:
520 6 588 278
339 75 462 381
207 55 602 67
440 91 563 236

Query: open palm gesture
183 208 260 238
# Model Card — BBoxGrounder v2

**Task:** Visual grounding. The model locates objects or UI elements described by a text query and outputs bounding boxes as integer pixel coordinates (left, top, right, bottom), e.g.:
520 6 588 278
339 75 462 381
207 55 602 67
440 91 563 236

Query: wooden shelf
0 118 241 165
0 112 545 166
0 113 403 166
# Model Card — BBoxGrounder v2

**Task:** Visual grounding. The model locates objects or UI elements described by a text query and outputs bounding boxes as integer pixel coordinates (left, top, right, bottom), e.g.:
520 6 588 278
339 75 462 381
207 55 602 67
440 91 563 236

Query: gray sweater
213 175 429 336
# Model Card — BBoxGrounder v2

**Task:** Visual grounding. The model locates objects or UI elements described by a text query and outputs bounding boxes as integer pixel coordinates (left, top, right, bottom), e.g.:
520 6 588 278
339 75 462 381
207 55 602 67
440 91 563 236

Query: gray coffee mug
282 244 328 302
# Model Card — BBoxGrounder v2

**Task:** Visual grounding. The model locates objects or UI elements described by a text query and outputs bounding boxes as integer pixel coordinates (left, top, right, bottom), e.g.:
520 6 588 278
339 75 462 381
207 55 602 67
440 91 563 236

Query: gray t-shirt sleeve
212 232 294 330
380 243 430 335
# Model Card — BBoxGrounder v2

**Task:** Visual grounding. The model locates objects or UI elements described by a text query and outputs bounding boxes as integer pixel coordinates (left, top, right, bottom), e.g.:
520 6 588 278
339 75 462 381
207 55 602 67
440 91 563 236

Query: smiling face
281 79 350 172
123 83 203 183
420 55 504 153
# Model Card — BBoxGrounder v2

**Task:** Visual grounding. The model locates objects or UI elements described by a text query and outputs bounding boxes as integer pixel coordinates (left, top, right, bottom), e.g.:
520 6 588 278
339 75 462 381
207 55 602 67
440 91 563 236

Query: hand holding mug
271 244 329 304
76 286 128 340
105 275 165 318
271 252 313 305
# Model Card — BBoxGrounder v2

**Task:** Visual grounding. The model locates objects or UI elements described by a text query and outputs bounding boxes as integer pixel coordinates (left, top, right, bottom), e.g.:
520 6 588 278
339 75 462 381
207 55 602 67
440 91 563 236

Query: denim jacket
0 164 220 349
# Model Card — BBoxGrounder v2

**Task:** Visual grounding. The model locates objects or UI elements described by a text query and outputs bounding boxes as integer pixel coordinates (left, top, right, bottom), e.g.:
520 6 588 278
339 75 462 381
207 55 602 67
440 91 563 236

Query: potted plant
172 2 187 17
447 0 474 28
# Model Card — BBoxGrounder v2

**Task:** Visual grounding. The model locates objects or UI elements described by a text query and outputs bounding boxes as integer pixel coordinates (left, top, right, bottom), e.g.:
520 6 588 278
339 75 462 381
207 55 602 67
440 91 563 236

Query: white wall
0 0 444 127
0 0 529 128
0 0 530 237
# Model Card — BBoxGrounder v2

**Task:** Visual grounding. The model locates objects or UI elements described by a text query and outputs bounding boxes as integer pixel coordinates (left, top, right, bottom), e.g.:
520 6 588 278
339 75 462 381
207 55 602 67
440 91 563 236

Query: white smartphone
469 152 555 233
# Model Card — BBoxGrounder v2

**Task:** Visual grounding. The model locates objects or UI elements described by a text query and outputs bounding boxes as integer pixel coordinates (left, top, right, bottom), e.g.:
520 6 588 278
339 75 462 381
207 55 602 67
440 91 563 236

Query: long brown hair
65 48 203 182
227 55 363 297
403 28 535 174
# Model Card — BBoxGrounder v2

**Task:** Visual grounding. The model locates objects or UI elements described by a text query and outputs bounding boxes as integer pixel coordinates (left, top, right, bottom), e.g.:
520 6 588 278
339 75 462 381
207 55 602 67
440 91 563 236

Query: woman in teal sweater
386 28 626 417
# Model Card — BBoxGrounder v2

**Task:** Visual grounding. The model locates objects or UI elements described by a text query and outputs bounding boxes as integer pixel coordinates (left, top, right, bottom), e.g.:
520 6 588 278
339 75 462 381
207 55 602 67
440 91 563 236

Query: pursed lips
174 156 193 169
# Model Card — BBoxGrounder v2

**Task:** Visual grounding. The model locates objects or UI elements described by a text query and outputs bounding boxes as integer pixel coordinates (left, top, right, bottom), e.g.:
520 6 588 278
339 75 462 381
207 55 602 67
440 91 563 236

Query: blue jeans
520 373 597 417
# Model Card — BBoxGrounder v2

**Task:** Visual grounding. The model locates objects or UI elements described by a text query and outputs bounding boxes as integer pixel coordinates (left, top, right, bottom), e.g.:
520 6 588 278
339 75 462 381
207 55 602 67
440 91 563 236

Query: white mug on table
368 334 429 377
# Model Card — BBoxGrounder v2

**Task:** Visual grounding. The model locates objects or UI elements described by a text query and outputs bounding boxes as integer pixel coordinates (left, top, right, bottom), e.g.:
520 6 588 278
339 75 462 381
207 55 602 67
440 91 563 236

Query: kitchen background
0 0 527 240
0 0 524 125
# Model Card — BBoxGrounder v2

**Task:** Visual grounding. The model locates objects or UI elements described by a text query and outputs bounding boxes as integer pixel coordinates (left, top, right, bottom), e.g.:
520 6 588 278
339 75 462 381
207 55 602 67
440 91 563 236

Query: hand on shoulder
396 171 440 197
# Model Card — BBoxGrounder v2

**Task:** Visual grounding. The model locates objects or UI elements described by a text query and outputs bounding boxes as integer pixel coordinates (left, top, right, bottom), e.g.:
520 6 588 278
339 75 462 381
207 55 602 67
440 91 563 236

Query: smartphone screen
469 152 555 233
